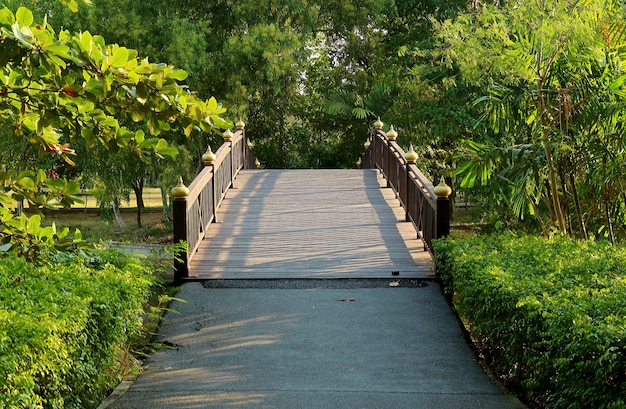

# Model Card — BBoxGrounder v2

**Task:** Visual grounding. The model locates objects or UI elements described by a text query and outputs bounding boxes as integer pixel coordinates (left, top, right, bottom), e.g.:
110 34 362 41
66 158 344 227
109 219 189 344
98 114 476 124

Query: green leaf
27 214 41 233
15 7 33 27
17 177 36 191
0 8 15 26
108 46 129 68
207 97 218 112
169 69 188 81
79 31 93 53
65 181 81 195
211 116 233 129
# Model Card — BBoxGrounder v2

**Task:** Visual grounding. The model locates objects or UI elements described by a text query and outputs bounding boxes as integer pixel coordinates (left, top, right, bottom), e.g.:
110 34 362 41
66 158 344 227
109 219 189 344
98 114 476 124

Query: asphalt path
102 280 527 409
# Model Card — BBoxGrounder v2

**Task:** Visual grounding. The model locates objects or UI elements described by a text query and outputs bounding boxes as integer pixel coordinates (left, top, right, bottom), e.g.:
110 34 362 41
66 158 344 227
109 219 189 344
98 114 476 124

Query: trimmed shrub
0 250 158 409
435 233 626 409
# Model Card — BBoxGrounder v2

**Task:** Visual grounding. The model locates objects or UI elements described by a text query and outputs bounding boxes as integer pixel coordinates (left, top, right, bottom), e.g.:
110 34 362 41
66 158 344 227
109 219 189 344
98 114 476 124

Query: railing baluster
362 119 451 258
172 123 255 283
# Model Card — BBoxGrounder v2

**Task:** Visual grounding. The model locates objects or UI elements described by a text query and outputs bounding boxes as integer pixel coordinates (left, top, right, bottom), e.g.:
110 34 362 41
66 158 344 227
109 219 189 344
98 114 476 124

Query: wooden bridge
171 120 452 283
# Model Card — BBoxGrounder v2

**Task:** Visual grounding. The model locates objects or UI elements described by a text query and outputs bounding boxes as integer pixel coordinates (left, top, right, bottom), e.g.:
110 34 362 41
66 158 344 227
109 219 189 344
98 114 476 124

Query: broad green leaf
135 129 145 143
79 31 93 53
15 7 33 27
27 214 41 233
207 96 218 112
138 139 158 151
108 46 129 68
65 180 81 195
0 8 15 25
211 116 233 129
169 69 188 81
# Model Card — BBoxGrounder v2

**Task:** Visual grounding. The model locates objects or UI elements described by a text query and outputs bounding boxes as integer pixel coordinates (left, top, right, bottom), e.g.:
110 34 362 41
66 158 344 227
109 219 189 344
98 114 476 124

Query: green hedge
434 233 626 409
0 250 158 409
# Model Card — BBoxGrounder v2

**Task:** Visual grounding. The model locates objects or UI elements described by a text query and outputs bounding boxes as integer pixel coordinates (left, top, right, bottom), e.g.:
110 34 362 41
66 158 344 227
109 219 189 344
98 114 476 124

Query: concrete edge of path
96 373 139 409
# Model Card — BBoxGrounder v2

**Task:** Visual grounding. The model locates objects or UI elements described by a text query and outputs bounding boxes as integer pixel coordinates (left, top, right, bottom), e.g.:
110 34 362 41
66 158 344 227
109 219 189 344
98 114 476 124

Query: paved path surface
104 280 527 409
188 170 433 279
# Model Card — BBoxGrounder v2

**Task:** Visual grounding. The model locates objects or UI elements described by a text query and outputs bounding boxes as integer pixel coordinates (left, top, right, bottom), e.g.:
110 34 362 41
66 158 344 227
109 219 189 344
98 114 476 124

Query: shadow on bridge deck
187 169 434 280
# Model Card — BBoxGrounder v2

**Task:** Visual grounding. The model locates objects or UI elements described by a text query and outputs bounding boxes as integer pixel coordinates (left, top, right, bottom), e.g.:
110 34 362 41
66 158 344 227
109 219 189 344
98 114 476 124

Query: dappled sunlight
188 169 435 278
207 335 282 353
161 312 299 350
159 392 269 408
138 366 247 389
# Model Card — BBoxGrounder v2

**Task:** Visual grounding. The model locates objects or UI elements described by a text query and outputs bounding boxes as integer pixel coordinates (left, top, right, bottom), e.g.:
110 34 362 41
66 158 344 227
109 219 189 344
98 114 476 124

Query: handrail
362 125 450 255
172 124 255 283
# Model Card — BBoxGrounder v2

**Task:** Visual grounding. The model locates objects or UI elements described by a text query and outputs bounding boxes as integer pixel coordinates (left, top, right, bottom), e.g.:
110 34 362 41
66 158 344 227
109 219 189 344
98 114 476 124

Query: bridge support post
434 177 452 239
172 177 189 285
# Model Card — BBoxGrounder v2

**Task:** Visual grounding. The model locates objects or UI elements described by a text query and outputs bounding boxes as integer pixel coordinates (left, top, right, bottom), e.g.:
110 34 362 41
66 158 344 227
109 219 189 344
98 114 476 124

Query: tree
0 4 230 257
438 0 626 238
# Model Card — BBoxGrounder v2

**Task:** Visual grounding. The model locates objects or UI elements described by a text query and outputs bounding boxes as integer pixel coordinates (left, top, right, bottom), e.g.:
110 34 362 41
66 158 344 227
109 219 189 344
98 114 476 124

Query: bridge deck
188 169 434 279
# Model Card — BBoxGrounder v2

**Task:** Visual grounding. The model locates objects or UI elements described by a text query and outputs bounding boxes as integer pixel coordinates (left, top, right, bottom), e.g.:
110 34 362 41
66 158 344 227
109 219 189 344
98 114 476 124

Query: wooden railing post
405 144 418 223
237 119 247 170
223 129 235 188
434 176 452 239
171 177 189 284
202 145 217 222
386 125 398 195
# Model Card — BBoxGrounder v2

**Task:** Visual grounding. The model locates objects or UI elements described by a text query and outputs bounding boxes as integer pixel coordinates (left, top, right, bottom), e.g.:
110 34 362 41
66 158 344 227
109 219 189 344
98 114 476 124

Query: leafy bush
434 233 626 409
0 250 159 409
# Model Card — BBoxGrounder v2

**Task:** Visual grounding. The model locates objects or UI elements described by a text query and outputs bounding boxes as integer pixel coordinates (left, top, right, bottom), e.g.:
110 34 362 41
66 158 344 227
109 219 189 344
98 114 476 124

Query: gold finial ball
364 139 371 149
254 158 261 168
223 129 234 140
236 119 246 129
356 158 362 167
405 144 418 163
171 177 189 199
434 176 452 199
202 145 216 165
374 117 383 129
386 125 398 140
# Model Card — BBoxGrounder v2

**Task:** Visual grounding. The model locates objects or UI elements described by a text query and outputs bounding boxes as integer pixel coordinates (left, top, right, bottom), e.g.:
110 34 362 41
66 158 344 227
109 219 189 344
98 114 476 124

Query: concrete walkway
104 280 526 409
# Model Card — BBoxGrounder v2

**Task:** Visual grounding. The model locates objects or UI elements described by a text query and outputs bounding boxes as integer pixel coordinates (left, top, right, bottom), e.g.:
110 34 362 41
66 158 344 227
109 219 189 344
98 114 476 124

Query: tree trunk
537 76 566 234
570 173 587 240
132 178 144 228
160 186 171 222
112 198 126 228
605 198 615 244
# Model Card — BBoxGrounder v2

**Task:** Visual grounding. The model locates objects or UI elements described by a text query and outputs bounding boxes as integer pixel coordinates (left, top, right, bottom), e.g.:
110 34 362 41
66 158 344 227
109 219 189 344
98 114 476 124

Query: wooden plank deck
188 169 435 279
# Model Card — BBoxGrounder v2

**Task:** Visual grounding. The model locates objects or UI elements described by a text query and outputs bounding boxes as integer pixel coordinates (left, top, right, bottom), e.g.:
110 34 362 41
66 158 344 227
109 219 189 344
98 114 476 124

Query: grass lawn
44 209 173 244
40 188 173 244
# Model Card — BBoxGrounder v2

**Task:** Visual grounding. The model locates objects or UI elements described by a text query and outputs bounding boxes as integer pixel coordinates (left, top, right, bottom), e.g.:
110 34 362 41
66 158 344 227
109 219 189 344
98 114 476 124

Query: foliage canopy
0 4 229 256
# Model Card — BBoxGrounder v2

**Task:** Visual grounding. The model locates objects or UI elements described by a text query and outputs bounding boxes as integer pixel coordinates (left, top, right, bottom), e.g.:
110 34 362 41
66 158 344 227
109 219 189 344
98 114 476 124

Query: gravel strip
201 278 433 289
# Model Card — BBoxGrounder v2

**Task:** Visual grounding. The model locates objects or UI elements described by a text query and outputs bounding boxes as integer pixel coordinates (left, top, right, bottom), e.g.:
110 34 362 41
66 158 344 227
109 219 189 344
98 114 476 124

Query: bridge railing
362 119 451 254
171 121 255 283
